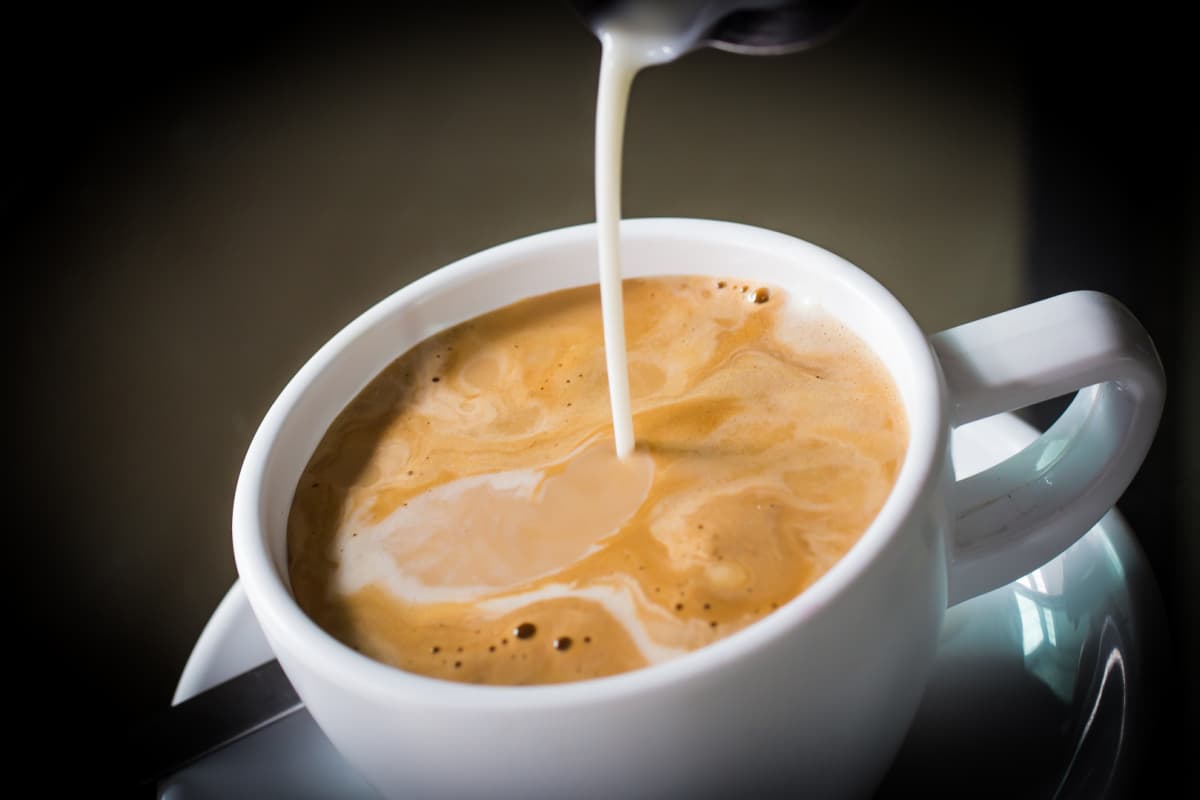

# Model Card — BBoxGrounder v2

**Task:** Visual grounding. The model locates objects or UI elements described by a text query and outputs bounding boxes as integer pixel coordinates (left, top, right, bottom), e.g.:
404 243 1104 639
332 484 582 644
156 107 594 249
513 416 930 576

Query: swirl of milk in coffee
288 277 907 685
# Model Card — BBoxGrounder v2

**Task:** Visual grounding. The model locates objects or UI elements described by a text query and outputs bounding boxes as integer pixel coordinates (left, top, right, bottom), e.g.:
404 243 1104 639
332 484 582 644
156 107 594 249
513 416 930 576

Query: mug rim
232 217 948 708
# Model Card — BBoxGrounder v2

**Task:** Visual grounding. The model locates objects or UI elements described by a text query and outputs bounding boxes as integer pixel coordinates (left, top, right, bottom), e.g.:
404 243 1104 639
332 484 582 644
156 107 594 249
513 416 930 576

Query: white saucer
162 414 1165 799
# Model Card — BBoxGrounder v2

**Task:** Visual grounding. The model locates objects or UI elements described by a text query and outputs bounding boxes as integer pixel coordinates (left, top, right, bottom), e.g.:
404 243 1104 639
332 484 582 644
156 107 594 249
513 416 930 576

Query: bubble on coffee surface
287 276 908 686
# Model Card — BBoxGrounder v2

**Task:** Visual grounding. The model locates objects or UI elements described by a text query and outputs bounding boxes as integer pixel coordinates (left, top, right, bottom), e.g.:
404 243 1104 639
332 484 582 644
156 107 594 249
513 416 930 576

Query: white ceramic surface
229 220 1163 799
168 414 1164 798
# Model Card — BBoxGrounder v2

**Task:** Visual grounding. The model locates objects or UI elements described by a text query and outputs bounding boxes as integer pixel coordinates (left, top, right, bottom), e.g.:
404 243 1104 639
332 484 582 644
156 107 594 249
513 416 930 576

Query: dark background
7 1 1195 794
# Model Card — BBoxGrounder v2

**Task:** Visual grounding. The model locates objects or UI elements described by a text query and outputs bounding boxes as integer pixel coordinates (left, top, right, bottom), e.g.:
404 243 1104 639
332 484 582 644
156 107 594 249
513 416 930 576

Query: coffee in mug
287 275 907 685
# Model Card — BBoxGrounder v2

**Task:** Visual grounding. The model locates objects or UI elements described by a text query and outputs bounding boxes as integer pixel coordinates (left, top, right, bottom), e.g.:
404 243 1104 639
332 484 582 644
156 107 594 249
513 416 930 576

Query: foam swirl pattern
288 276 908 685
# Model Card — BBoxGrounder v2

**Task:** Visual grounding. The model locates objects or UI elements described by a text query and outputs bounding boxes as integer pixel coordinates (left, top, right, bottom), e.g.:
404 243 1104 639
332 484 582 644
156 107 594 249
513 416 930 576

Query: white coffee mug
232 219 1163 799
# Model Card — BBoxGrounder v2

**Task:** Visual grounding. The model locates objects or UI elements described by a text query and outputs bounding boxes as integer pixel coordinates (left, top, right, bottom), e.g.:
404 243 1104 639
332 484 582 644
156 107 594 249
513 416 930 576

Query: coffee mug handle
929 291 1165 605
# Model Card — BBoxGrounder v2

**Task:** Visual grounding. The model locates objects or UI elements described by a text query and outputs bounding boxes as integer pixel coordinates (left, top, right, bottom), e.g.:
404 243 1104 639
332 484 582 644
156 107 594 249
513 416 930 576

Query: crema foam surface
287 276 907 685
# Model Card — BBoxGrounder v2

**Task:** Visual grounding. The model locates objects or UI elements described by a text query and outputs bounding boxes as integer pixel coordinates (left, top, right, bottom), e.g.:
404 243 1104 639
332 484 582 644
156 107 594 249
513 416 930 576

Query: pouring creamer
582 0 864 459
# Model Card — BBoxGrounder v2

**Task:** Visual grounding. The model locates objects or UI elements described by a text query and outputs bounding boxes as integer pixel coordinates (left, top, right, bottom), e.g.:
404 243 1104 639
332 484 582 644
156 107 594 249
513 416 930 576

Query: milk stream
593 1 767 459
594 38 639 459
